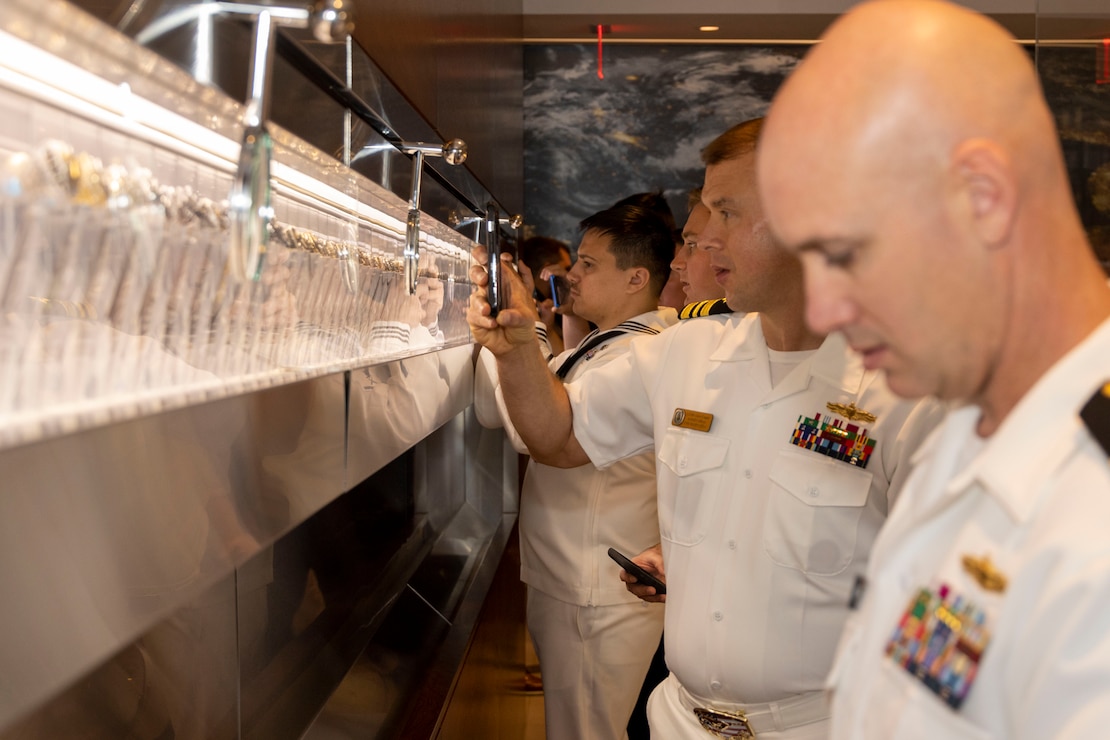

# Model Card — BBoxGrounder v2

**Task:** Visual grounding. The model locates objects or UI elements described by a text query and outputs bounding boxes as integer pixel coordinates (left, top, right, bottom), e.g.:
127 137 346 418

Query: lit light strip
597 24 605 79
0 29 237 169
0 27 472 256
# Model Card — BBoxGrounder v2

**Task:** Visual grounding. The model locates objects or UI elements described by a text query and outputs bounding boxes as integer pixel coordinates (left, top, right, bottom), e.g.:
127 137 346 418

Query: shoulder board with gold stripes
679 298 732 320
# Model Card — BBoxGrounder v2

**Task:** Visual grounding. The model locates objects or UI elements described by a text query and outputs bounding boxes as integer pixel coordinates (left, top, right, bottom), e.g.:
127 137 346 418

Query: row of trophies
0 136 474 448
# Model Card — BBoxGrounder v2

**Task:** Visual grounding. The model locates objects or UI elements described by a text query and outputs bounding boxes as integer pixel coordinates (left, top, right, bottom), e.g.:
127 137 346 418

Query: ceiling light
699 25 720 32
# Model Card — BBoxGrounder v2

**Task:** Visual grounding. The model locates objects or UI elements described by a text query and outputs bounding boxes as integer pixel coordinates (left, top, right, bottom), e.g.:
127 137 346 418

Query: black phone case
485 203 504 317
607 547 666 594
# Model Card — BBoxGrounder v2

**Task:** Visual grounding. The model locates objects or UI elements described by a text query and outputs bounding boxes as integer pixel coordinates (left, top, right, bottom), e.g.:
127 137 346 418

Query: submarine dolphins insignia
961 554 1008 593
826 401 877 423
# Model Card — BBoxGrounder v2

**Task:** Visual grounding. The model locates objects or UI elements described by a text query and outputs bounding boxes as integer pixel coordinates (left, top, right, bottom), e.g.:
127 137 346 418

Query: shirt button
808 486 819 498
679 455 688 470
710 681 722 691
728 540 736 550
713 611 723 621
744 469 752 479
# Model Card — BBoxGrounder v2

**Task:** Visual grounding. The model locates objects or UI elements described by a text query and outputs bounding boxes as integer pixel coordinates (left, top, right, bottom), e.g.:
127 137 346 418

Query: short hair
611 190 680 244
578 204 675 298
520 236 570 272
686 187 703 213
701 118 764 166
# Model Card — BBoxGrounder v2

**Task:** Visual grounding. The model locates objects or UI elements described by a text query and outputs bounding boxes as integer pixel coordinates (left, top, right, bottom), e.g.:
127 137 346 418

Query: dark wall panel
354 0 524 215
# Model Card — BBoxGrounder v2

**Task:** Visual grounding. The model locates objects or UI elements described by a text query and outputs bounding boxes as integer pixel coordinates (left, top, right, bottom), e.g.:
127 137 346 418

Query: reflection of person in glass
0 405 261 740
366 254 445 354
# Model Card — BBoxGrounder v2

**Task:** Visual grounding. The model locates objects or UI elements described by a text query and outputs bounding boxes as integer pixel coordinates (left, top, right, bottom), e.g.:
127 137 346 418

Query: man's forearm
495 342 589 467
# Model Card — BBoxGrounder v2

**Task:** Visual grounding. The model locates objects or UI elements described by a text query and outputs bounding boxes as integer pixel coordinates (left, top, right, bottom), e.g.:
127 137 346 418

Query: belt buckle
693 707 755 738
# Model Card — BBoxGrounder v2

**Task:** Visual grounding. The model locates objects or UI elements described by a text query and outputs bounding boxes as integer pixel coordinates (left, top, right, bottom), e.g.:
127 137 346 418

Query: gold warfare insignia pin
826 401 877 423
672 408 714 433
961 554 1008 593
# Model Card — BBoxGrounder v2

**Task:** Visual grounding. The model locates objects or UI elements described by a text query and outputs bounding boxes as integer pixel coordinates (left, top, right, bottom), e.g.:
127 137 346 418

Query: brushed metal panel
239 452 431 740
250 375 348 533
346 344 473 489
0 352 516 737
0 572 240 740
0 376 344 733
0 406 240 731
304 512 516 740
467 409 522 517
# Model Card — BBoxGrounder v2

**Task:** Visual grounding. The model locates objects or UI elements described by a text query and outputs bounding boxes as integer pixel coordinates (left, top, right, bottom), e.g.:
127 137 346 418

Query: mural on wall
523 44 806 248
1038 45 1110 272
523 41 1109 267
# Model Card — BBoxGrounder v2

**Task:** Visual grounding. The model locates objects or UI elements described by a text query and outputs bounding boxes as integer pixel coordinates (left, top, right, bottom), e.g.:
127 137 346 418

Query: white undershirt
767 347 817 387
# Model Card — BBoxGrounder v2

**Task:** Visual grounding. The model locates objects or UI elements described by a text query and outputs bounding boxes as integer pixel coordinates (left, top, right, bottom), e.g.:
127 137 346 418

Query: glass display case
0 0 484 451
0 1 520 738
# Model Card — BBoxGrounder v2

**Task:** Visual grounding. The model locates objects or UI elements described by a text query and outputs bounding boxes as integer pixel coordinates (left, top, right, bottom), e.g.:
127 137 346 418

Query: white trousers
647 674 831 740
527 586 665 740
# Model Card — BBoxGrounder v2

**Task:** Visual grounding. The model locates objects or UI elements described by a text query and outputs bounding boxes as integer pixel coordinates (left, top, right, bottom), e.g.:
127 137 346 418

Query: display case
0 0 522 738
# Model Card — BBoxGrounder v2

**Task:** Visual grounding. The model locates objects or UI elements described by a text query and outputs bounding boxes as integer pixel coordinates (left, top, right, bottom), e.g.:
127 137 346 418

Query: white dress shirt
567 313 942 704
476 308 679 606
828 316 1110 739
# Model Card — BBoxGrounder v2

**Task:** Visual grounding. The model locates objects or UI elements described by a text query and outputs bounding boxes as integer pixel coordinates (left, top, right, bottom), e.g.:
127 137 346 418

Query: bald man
760 1 1110 738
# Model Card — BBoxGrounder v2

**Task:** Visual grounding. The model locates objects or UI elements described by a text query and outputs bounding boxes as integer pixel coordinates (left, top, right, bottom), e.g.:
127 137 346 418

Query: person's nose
566 262 582 285
670 249 687 272
698 217 723 253
802 262 857 335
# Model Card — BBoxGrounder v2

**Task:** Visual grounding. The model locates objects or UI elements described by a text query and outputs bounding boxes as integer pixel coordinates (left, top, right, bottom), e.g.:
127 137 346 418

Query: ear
626 267 650 294
951 139 1017 249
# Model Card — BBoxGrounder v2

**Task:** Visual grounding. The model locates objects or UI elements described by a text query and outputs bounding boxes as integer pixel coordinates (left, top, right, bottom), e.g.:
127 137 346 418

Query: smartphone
485 202 507 317
607 547 666 594
549 274 570 309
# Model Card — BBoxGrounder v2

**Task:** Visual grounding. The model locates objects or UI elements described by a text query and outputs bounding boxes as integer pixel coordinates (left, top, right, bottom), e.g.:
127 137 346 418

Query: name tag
672 408 713 432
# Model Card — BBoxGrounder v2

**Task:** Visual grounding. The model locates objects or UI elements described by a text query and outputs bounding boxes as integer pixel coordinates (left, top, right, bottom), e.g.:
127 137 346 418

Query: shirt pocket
860 656 992 739
656 427 730 547
764 447 874 575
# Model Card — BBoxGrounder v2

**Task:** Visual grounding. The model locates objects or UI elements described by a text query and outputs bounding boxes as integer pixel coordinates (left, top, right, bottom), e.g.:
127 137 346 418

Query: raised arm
468 248 590 467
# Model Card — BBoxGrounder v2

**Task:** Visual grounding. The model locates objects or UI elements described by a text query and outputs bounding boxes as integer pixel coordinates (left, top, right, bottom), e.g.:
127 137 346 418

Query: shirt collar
809 331 867 395
708 314 866 394
932 315 1110 523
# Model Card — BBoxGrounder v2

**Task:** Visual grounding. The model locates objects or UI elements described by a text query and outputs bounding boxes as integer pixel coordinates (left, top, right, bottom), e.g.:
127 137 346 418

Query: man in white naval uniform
469 119 942 739
476 204 677 740
759 2 1110 738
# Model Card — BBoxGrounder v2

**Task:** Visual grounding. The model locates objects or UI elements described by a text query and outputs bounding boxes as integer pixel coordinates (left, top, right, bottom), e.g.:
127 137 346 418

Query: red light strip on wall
597 25 605 80
1099 38 1110 85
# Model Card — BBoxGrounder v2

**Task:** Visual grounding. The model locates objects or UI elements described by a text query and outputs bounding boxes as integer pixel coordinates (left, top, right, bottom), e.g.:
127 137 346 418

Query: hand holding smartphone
485 202 508 317
607 547 666 594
